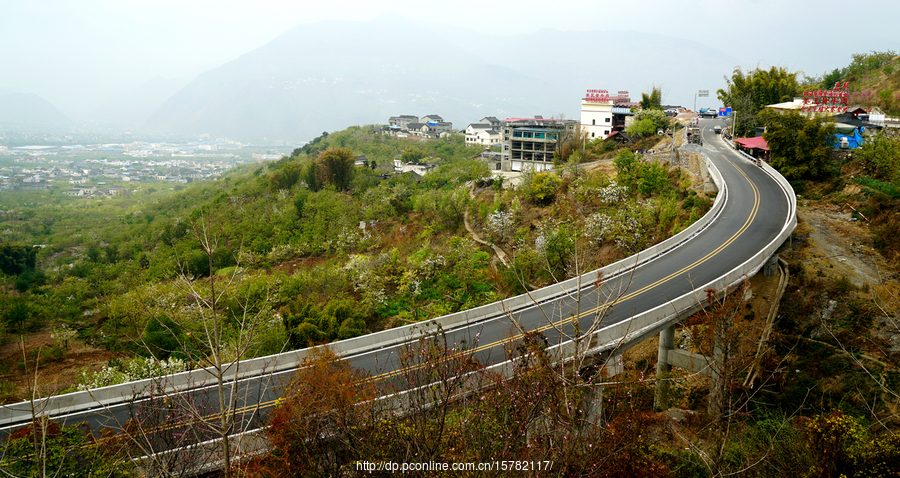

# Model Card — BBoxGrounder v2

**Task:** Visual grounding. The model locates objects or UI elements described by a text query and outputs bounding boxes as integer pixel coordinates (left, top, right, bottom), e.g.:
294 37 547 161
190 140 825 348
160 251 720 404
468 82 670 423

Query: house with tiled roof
389 115 419 129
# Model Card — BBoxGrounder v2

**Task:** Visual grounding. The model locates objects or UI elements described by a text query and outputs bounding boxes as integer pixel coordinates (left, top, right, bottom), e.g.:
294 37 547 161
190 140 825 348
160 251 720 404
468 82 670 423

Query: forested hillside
0 126 706 401
820 50 900 116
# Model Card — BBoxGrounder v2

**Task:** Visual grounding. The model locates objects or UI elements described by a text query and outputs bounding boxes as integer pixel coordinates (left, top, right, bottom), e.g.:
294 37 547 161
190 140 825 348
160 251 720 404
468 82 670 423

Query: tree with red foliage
240 347 378 477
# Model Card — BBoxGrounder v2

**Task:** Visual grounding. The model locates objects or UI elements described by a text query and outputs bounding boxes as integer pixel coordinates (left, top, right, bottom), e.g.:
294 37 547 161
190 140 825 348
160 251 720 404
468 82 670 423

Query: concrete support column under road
581 378 604 425
654 322 720 412
654 324 676 410
580 350 627 424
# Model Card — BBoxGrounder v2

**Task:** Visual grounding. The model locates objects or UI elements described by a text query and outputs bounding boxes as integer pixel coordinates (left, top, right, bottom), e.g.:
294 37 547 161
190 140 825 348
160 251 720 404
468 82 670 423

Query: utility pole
732 110 738 149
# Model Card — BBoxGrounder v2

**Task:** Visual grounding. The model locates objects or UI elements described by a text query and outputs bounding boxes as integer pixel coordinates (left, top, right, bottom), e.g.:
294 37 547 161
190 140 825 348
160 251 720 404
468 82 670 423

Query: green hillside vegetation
819 50 900 115
0 127 706 400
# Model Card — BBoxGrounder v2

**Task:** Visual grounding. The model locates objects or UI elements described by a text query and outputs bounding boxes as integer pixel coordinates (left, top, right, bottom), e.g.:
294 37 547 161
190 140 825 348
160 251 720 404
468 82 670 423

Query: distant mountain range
141 14 741 141
0 89 73 127
2 15 742 141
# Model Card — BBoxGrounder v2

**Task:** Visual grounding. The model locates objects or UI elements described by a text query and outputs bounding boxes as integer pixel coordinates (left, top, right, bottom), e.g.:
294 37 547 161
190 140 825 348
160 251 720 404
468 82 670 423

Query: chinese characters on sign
801 82 850 113
583 89 611 103
583 89 630 103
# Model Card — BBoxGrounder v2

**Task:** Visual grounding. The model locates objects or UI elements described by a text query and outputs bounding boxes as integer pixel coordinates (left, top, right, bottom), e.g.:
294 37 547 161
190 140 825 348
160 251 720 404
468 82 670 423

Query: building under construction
499 117 577 172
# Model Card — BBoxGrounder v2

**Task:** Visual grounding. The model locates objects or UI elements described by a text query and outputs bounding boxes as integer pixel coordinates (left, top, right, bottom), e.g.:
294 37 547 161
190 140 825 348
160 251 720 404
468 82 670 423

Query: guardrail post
654 324 675 410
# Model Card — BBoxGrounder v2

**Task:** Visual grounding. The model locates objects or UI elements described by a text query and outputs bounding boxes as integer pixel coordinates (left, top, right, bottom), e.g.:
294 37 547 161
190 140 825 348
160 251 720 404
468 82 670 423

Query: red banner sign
584 91 610 102
801 82 850 112
583 89 630 103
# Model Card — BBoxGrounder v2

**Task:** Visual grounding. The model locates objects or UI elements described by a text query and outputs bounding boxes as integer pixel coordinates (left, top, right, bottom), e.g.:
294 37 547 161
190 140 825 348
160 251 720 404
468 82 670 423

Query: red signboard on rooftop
584 88 611 103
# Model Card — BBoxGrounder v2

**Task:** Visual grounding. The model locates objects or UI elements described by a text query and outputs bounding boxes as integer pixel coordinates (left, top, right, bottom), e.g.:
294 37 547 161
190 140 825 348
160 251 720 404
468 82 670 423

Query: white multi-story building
580 89 638 140
580 89 620 140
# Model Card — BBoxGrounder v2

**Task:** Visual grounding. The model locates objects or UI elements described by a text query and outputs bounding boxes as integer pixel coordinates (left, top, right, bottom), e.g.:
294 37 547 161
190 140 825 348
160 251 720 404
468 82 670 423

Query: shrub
521 171 562 205
77 356 189 390
242 348 377 477
2 420 131 477
851 177 900 199
801 411 865 477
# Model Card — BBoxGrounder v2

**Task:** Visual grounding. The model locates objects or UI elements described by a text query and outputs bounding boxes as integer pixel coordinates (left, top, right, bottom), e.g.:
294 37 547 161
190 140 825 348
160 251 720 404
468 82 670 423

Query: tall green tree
718 66 801 136
718 66 801 112
0 243 39 276
854 133 900 184
640 86 663 110
627 109 670 137
761 109 836 180
268 160 304 191
315 147 356 192
400 146 425 164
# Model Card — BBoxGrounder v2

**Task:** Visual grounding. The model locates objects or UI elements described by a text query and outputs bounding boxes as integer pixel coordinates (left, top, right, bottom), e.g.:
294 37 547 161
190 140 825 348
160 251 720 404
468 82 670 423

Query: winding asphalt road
0 117 791 459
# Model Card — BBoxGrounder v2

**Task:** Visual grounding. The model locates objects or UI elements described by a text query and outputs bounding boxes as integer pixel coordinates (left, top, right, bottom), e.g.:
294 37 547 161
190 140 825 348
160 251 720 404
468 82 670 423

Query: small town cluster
0 157 238 196
383 90 673 173
384 86 895 173
0 141 250 195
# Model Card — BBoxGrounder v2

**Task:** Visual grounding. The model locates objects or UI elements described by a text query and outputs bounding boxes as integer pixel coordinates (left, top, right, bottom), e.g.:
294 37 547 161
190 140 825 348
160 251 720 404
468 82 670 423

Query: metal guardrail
1 154 732 426
575 145 797 361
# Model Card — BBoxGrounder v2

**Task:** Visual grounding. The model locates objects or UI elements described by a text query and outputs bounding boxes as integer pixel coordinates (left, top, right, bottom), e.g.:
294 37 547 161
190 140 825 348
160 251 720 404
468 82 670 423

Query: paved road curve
358 117 785 380
0 118 791 461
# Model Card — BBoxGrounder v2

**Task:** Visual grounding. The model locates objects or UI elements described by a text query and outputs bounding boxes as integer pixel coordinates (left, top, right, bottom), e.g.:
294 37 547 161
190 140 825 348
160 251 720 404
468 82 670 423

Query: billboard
801 82 850 113
583 89 611 103
583 89 630 103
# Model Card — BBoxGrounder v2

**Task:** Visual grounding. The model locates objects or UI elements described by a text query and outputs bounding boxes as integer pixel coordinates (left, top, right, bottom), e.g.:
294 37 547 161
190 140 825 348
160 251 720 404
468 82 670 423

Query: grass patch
851 177 900 199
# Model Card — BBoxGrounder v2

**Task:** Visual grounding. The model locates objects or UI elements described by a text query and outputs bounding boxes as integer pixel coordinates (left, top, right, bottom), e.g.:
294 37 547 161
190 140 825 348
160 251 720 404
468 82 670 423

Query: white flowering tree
485 208 515 242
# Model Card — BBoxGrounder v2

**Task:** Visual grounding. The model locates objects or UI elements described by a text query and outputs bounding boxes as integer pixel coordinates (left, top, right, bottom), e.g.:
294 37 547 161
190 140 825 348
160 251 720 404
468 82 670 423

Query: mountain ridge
142 17 739 141
0 91 73 127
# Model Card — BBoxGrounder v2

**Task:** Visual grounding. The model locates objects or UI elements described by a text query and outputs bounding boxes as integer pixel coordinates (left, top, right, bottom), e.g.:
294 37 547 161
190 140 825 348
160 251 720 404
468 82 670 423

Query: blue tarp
834 127 864 149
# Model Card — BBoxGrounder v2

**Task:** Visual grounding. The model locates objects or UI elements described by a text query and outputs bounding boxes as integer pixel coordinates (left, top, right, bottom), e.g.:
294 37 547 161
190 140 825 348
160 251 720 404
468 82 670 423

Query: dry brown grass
0 333 123 404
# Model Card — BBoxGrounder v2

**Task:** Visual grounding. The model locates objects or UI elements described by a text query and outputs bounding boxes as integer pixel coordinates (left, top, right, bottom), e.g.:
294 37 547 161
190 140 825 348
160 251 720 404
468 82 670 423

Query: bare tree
83 209 280 477
119 380 218 477
818 270 900 427
503 225 639 431
161 211 275 476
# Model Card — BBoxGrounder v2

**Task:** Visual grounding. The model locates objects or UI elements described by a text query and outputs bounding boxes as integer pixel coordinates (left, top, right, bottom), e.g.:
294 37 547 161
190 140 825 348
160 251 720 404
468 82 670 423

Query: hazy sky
2 0 898 119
